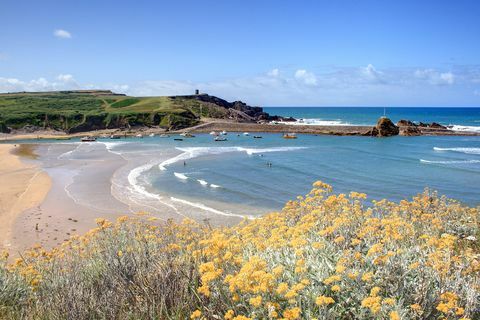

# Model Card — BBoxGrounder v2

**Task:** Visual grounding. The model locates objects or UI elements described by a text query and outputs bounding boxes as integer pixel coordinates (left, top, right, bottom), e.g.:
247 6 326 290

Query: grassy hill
0 90 250 133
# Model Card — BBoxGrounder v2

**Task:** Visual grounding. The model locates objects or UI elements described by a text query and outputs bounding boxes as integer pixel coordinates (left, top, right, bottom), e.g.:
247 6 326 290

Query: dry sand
0 144 51 251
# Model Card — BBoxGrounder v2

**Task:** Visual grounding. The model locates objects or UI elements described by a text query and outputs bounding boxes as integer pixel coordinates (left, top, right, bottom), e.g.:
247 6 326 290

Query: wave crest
433 147 480 155
420 159 480 164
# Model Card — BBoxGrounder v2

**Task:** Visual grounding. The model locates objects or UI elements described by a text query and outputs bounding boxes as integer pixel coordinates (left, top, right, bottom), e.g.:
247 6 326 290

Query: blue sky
1 0 480 106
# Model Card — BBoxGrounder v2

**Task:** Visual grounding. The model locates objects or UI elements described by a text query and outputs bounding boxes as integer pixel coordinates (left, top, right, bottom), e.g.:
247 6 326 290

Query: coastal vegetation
0 90 267 133
0 182 478 319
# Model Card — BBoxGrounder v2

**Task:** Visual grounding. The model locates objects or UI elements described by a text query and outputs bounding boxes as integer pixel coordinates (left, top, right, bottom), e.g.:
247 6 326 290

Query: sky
1 0 480 106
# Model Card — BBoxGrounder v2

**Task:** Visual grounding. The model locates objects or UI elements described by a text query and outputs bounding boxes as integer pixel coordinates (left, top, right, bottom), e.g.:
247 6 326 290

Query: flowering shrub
1 181 479 319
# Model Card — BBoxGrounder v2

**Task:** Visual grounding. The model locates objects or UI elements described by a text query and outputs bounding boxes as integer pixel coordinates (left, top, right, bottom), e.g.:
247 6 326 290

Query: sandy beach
5 141 245 255
0 144 51 251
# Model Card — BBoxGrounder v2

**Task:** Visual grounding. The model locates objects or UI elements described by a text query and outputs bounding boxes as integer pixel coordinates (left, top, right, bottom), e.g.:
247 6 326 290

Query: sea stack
370 117 399 137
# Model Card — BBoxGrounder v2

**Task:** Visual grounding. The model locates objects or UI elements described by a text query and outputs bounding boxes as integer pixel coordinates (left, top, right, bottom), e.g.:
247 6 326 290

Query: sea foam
277 118 354 126
197 179 208 185
420 159 480 164
174 172 189 180
433 147 480 155
158 146 308 171
447 125 480 133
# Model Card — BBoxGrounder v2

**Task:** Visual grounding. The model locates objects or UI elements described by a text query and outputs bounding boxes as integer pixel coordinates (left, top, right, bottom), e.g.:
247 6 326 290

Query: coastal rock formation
399 126 422 136
397 119 421 136
418 122 447 129
369 117 399 137
177 94 294 123
397 119 416 127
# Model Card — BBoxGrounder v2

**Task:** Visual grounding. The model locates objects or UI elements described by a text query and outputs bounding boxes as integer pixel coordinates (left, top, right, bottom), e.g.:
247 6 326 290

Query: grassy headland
0 90 267 134
1 182 478 319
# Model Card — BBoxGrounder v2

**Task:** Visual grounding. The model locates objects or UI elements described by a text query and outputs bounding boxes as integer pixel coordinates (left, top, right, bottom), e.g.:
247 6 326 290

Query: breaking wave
158 146 308 171
433 147 480 155
420 159 480 164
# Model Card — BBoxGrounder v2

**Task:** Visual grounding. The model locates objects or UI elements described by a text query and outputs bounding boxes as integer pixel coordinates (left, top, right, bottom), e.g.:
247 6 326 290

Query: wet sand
8 141 242 254
10 143 131 253
0 144 51 250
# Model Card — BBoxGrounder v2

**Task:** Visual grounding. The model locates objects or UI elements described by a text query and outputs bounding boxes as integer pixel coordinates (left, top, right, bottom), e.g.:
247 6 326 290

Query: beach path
0 144 51 250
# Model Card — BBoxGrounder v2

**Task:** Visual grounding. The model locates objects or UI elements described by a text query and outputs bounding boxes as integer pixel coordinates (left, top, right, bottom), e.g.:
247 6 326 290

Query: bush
1 182 479 319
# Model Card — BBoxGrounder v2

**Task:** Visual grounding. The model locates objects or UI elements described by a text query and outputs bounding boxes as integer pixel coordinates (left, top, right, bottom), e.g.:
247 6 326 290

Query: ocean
12 107 480 221
264 107 480 132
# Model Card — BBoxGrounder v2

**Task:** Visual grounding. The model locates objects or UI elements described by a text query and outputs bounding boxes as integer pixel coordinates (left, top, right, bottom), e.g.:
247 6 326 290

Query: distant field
0 91 214 132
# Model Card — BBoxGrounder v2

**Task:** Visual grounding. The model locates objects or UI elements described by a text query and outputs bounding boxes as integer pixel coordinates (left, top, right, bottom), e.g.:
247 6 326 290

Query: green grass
0 92 212 132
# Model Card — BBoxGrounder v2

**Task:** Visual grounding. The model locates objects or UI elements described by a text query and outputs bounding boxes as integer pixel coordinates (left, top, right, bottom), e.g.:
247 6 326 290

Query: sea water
265 107 480 132
9 107 480 219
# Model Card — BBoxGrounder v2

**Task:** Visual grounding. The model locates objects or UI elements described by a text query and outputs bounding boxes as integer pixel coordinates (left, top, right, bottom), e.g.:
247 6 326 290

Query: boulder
397 119 417 127
399 126 422 136
429 122 447 129
373 117 399 137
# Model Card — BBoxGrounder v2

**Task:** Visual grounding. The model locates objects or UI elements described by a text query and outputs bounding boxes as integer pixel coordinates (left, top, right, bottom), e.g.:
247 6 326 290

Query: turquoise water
7 107 480 217
100 132 480 215
264 107 480 131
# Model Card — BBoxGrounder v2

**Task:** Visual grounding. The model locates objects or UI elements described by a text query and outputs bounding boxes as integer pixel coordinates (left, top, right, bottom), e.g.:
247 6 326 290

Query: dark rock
373 117 399 137
267 115 297 122
397 119 417 127
399 126 422 136
364 127 379 136
429 122 447 129
0 121 10 133
418 122 428 127
175 94 271 122
22 125 40 133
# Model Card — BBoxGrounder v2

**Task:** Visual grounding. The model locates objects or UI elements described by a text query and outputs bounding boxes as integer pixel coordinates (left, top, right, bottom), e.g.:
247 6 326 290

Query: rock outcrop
175 94 294 123
418 122 447 129
397 119 416 127
396 119 421 136
369 117 399 137
399 126 422 136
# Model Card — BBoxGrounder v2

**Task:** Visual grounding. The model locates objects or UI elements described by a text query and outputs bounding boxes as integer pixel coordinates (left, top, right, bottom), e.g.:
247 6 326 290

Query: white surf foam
197 179 208 185
276 118 354 126
56 142 82 160
210 184 221 188
101 141 129 154
447 125 480 133
420 159 480 164
158 146 308 171
127 161 160 199
433 147 480 155
174 172 188 180
170 197 251 219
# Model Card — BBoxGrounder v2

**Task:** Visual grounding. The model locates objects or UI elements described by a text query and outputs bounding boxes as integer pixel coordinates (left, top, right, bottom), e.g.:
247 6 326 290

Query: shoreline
9 143 132 254
7 141 246 254
0 144 51 251
1 120 479 141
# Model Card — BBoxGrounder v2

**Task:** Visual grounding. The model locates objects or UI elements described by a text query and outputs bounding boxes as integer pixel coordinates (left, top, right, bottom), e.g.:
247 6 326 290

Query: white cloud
414 69 455 85
362 64 385 83
439 72 455 85
0 74 82 92
53 29 72 39
294 69 317 86
57 74 73 82
267 68 280 77
1 65 478 106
